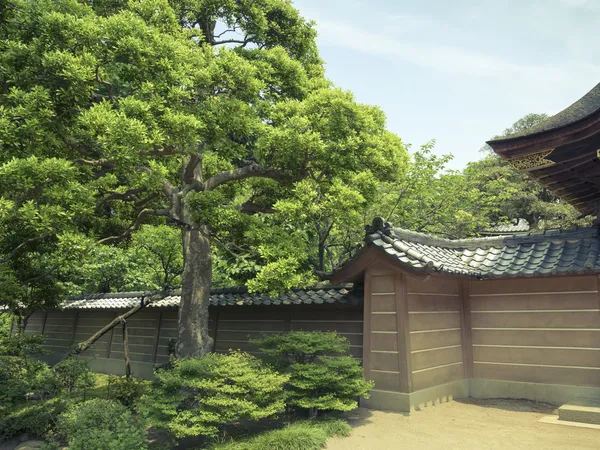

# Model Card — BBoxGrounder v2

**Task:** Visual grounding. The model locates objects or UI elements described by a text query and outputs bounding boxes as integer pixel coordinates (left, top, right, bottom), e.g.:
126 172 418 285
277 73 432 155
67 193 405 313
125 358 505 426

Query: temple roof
362 220 600 278
487 81 600 216
489 83 600 142
62 285 362 310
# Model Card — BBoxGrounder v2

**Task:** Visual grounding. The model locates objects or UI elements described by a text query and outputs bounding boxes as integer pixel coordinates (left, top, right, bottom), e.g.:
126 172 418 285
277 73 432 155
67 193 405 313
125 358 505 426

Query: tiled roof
63 285 362 310
366 219 600 278
482 218 530 235
488 82 600 141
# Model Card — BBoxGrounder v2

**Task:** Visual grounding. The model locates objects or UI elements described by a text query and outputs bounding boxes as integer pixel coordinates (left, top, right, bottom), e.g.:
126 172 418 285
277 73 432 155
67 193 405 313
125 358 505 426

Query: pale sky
293 0 600 169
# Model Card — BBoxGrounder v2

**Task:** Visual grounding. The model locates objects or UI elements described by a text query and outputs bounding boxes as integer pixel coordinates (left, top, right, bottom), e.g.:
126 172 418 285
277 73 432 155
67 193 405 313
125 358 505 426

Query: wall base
81 356 156 379
361 379 469 413
361 379 600 413
469 379 600 406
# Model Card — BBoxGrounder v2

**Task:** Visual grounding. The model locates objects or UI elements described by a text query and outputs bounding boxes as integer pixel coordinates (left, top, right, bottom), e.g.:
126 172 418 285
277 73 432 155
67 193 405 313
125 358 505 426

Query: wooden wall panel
412 363 464 392
24 311 46 334
30 302 363 370
474 363 600 387
410 329 462 351
471 311 600 329
408 276 464 392
408 312 461 332
363 267 405 392
470 275 600 387
470 276 597 296
41 310 78 354
411 346 463 372
408 294 461 312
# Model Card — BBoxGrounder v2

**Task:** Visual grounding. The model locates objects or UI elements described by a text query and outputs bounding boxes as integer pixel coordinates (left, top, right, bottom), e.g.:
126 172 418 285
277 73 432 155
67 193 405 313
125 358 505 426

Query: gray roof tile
363 220 600 279
63 285 361 310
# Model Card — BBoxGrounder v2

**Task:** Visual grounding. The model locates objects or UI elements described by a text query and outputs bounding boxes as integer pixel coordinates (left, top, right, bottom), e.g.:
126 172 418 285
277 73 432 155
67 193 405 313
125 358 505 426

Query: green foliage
253 332 373 413
46 357 95 396
251 331 349 365
210 418 351 450
0 0 409 326
138 352 288 438
0 326 52 412
107 375 148 409
0 356 47 412
0 396 72 441
287 356 373 412
57 398 147 450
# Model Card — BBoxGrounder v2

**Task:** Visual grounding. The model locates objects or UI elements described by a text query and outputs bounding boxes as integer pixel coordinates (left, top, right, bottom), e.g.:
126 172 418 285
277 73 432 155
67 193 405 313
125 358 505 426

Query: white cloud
315 18 599 84
557 0 589 6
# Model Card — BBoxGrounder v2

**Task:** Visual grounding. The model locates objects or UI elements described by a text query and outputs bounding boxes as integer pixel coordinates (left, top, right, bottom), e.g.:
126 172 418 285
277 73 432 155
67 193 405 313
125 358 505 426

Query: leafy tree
466 113 591 230
479 113 549 154
378 143 485 238
0 0 406 356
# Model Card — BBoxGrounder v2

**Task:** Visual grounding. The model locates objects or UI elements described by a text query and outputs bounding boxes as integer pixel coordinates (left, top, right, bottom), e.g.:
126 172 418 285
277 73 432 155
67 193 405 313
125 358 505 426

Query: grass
209 418 352 450
85 373 112 399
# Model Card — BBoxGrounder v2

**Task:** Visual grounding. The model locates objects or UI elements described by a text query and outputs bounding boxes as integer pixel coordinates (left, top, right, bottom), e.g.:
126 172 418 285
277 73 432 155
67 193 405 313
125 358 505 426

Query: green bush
210 418 351 450
57 398 147 450
0 397 72 441
252 332 373 413
107 375 148 409
138 352 289 438
46 357 95 396
252 331 350 365
0 355 51 412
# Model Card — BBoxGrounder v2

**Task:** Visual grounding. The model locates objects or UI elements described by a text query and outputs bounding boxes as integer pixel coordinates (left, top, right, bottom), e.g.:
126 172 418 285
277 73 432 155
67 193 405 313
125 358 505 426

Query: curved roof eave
487 82 600 145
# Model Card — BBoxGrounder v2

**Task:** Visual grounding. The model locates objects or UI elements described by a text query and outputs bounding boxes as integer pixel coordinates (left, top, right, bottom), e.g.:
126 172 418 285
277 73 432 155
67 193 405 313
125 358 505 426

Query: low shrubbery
55 398 147 450
252 331 374 414
211 418 352 450
0 397 73 441
1 325 365 449
106 375 149 409
138 352 289 438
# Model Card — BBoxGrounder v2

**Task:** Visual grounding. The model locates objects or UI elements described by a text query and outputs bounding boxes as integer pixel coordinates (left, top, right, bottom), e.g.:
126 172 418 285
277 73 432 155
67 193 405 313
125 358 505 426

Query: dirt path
327 399 599 450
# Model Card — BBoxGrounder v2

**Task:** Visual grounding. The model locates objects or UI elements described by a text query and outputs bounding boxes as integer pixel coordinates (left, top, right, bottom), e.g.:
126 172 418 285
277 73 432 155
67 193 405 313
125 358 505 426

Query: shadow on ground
454 397 557 414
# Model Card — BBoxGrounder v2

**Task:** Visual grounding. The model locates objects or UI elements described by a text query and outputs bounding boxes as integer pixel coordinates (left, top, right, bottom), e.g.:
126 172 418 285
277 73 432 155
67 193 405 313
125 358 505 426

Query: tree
467 113 591 230
0 0 406 356
479 113 549 154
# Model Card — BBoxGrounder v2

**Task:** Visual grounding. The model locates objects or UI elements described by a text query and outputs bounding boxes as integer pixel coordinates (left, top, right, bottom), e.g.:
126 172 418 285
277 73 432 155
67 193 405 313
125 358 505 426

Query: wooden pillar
212 310 220 352
41 311 48 335
395 274 413 392
460 279 473 379
69 312 79 349
362 272 372 380
152 311 163 364
106 312 117 359
122 319 132 378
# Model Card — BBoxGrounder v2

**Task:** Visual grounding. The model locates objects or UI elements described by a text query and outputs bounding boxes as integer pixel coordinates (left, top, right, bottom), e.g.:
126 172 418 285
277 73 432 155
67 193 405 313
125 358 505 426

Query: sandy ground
326 399 600 450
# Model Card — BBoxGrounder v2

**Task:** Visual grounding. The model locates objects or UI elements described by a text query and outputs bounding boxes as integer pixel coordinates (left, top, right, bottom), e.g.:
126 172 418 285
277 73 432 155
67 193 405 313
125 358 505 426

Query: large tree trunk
176 225 214 357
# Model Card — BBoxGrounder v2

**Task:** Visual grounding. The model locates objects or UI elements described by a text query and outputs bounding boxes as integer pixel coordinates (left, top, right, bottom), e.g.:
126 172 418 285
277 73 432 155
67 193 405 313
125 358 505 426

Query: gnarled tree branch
0 235 50 264
73 158 115 168
66 291 168 359
193 163 283 192
98 208 170 245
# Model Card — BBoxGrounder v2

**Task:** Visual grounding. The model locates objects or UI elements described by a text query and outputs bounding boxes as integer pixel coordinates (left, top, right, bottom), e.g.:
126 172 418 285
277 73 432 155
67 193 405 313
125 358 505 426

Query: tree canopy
0 0 407 355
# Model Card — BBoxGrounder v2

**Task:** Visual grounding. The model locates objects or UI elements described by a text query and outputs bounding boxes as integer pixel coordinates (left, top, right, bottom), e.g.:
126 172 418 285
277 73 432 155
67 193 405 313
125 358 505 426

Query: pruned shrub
0 355 51 411
46 357 95 396
137 351 289 438
107 375 148 409
252 332 374 414
57 398 147 450
0 396 72 441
